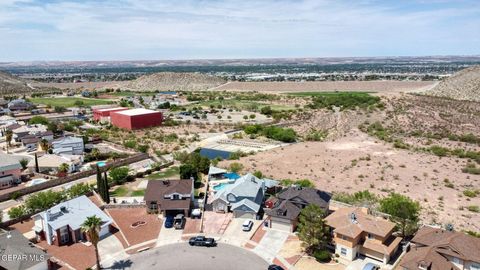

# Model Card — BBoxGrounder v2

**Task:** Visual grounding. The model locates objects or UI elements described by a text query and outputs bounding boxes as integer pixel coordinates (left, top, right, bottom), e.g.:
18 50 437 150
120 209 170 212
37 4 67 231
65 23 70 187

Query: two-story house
211 174 265 219
400 226 480 270
32 195 113 246
264 186 331 232
144 179 194 217
325 207 402 264
0 152 22 189
51 136 84 155
0 229 51 270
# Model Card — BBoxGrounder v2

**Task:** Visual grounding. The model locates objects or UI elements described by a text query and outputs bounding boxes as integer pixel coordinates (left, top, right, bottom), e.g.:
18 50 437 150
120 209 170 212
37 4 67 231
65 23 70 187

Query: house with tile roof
211 174 265 219
264 186 331 232
0 229 50 270
399 226 480 270
32 195 113 246
0 152 22 189
325 207 402 264
144 179 194 217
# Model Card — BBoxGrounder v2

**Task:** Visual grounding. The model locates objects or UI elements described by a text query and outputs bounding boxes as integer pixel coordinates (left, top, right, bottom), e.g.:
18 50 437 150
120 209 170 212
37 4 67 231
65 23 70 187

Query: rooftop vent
60 206 67 212
350 213 358 224
162 180 170 186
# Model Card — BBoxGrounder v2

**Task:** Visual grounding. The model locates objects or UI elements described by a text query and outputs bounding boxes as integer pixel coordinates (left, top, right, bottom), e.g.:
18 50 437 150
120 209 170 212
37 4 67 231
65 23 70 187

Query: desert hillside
0 71 33 95
119 72 226 91
426 65 480 102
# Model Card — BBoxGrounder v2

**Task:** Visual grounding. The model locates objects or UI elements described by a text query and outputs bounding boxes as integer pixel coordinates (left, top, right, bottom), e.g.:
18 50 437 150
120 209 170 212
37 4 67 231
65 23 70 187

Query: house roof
212 174 265 213
324 207 396 239
13 124 47 134
33 195 112 231
403 226 480 265
144 179 193 210
113 108 159 116
0 152 22 171
95 107 127 112
0 230 50 270
265 186 331 220
22 137 39 144
52 136 83 146
400 246 460 270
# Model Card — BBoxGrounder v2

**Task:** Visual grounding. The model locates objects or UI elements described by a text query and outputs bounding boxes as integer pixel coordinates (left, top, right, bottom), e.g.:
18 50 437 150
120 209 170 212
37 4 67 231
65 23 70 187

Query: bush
229 162 244 173
463 189 479 198
305 129 328 142
25 190 65 212
313 250 331 263
8 205 27 219
123 140 137 149
29 116 49 125
308 92 381 111
467 205 480 213
109 167 130 185
137 144 149 153
67 183 92 198
462 163 480 175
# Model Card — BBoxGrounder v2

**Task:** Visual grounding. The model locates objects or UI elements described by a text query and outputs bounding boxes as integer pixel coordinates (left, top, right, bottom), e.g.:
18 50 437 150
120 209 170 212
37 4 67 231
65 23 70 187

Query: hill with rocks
0 71 33 95
426 65 480 102
120 72 226 91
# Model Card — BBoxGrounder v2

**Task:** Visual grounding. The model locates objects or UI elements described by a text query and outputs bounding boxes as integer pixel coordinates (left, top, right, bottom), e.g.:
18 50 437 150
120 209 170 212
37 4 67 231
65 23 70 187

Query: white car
242 219 254 232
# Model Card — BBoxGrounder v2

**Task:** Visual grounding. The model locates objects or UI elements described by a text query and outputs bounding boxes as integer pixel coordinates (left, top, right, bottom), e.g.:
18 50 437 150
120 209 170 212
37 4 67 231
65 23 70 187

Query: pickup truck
188 236 216 247
174 214 186 230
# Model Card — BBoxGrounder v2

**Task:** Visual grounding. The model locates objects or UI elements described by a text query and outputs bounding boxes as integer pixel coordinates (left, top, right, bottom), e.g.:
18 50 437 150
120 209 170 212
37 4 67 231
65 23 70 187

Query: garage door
234 211 255 219
271 220 292 232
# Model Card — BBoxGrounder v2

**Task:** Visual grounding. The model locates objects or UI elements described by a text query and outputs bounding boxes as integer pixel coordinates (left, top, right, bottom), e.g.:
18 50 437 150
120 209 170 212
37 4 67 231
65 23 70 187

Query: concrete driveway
99 233 128 265
253 229 290 263
221 218 262 246
345 257 384 270
156 226 184 246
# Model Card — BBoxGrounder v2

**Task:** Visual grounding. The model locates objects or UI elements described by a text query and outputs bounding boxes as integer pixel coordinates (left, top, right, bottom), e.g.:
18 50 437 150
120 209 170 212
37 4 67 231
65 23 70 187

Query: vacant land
30 97 113 107
220 129 480 231
214 81 437 93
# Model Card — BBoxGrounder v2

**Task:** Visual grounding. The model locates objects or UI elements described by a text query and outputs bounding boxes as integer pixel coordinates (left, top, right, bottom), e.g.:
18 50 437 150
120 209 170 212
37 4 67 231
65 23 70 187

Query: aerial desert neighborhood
0 1 479 270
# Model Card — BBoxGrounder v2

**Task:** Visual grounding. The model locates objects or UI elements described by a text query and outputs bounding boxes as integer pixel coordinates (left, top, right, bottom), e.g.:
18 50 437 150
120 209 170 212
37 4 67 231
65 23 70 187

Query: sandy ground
214 81 438 93
220 129 480 232
31 81 125 90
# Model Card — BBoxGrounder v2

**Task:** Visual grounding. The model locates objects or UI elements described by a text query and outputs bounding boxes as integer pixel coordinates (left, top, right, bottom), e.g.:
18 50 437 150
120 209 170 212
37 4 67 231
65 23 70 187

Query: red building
93 107 128 122
110 108 163 130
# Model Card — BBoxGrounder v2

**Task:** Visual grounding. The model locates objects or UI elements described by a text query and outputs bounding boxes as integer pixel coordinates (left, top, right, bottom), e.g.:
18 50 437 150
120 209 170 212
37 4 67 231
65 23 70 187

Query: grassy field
110 186 128 197
287 91 376 97
147 166 180 180
184 99 295 111
106 91 157 97
30 97 114 107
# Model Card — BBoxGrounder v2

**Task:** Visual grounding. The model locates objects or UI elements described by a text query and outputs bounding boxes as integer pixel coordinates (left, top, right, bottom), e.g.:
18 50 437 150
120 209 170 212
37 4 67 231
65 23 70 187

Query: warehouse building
111 108 163 130
92 107 129 122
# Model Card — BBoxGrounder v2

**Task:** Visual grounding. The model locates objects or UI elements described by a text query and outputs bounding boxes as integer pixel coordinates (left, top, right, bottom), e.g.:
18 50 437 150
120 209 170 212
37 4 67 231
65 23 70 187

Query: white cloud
0 0 479 61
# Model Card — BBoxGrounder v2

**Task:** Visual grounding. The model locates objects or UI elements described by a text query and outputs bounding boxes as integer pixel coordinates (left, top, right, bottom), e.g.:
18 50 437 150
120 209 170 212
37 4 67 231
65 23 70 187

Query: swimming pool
212 183 229 191
97 161 107 167
224 172 240 180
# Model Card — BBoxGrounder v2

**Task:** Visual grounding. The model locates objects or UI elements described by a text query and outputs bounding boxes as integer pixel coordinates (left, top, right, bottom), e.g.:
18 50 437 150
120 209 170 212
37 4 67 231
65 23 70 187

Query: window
452 257 462 265
340 248 347 256
471 263 480 270
367 233 373 239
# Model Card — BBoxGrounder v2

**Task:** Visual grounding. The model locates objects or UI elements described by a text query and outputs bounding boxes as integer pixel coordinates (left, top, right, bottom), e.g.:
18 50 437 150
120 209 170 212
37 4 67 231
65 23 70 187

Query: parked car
164 215 174 228
242 219 254 232
362 263 380 270
174 214 186 229
188 236 216 247
268 265 285 270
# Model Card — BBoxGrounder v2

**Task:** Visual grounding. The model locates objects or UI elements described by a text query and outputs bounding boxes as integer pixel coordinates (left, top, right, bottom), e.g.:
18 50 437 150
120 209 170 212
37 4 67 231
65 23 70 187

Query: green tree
253 170 263 178
67 183 92 199
5 130 13 152
19 158 28 170
58 163 69 173
260 106 273 115
81 215 103 270
25 190 65 212
54 106 66 113
28 116 49 125
297 204 330 253
8 205 27 219
39 139 50 152
179 164 196 180
229 162 244 173
109 167 130 185
379 193 421 237
34 153 39 173
74 100 85 107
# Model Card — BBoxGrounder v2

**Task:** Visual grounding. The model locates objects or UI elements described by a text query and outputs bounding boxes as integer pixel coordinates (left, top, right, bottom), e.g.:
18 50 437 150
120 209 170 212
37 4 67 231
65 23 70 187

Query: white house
51 136 84 155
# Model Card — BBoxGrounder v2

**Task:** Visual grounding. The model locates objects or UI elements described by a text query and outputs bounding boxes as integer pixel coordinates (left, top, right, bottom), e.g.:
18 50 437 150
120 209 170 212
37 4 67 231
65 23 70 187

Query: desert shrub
308 92 381 111
333 190 378 205
462 163 480 175
313 250 331 263
463 189 479 198
243 124 297 142
8 205 27 219
123 140 137 149
467 205 480 213
305 129 328 141
429 146 449 157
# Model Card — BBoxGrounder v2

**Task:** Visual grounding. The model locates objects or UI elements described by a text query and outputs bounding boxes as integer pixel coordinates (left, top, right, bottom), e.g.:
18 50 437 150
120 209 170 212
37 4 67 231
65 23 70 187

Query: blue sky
0 0 479 61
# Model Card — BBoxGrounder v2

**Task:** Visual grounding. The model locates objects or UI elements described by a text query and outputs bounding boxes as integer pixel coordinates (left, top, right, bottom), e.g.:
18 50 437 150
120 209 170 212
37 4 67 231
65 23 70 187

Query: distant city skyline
1 0 479 62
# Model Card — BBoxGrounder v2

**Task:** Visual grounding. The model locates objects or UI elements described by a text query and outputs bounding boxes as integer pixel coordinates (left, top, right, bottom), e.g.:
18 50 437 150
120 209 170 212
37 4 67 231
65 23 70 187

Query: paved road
103 243 269 270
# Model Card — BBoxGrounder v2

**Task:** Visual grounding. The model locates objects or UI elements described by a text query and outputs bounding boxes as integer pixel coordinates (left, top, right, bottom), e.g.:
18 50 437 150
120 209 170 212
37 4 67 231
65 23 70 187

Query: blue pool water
199 148 232 160
213 183 229 191
224 172 240 180
97 161 107 167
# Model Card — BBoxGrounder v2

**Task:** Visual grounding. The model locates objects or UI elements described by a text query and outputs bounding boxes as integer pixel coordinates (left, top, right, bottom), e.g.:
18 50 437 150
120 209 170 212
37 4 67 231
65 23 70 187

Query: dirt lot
214 81 437 93
220 129 480 231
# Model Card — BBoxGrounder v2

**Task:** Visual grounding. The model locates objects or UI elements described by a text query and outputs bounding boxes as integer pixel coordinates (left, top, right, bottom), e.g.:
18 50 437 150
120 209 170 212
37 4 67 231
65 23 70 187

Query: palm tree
58 163 69 174
81 215 103 269
39 139 50 152
5 130 12 153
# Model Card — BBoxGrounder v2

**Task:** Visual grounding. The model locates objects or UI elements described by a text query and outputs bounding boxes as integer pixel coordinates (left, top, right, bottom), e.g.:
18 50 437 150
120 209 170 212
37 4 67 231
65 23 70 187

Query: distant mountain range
1 55 480 69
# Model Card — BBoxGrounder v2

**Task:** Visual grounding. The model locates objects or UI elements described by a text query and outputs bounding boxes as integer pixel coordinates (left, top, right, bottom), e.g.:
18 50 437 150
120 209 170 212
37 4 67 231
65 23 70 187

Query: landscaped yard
30 97 114 107
147 166 180 179
111 186 129 197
